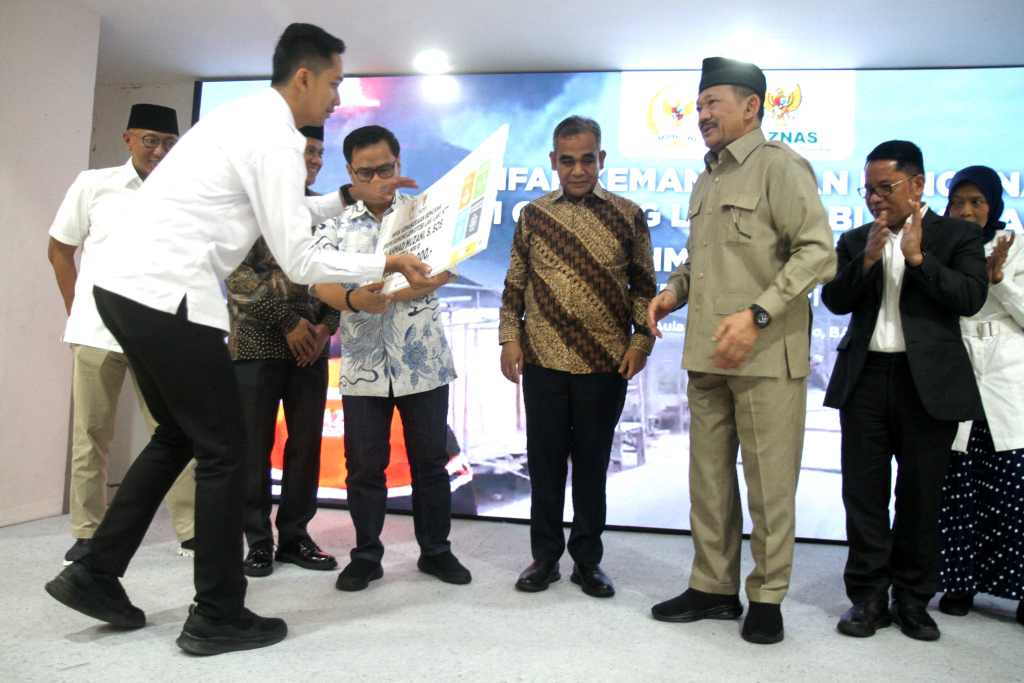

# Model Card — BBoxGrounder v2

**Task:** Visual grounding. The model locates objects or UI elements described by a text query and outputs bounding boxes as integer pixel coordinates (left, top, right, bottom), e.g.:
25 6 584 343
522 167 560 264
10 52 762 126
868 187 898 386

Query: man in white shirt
822 140 987 641
47 103 196 567
45 23 435 656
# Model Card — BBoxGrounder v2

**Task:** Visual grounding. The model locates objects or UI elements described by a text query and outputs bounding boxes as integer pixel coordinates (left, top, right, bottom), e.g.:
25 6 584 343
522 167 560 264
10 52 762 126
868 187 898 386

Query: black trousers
839 352 958 607
88 287 247 619
522 364 628 565
235 357 328 548
343 384 452 562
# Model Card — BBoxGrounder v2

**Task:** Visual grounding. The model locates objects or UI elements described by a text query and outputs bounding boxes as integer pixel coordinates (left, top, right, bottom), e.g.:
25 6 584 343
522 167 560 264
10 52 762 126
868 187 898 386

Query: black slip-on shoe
938 592 973 617
242 541 274 578
63 538 91 566
417 551 472 585
741 601 784 644
837 600 892 637
276 537 338 571
570 563 615 598
891 601 940 641
651 588 743 623
176 605 287 656
177 538 195 557
45 561 145 629
515 560 560 592
335 558 384 592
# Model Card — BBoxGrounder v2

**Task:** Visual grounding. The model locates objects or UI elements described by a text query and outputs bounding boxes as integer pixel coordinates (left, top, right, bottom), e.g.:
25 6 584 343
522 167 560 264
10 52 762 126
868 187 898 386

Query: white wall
88 82 195 483
90 83 195 170
0 0 101 527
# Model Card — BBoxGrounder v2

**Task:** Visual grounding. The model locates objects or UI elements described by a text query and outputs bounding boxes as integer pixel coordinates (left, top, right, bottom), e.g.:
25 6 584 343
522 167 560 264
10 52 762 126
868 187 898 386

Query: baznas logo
646 84 697 148
766 85 802 122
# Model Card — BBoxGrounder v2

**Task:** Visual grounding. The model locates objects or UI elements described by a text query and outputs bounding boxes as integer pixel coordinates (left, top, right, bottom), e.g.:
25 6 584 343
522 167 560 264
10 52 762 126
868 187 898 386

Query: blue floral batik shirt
313 193 458 397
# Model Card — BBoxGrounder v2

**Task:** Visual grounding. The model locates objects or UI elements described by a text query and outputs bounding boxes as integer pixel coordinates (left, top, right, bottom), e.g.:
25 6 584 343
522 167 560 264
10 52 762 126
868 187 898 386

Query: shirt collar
344 191 408 221
262 87 297 132
551 182 610 203
121 158 144 188
705 128 766 170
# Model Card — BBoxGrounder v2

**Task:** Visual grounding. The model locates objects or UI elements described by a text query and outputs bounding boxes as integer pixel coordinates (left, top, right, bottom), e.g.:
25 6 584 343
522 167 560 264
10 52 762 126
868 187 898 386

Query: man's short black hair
343 125 400 163
552 116 601 150
731 85 765 122
271 23 345 87
866 140 925 177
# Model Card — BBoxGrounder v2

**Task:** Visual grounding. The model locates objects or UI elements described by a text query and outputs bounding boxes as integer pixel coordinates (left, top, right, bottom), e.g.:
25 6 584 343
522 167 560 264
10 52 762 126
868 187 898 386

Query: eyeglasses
352 163 396 182
858 176 912 199
128 131 178 151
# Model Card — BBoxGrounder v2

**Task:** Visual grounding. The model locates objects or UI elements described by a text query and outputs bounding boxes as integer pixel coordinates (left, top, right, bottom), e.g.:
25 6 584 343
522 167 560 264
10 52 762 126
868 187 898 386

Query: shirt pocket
721 195 762 246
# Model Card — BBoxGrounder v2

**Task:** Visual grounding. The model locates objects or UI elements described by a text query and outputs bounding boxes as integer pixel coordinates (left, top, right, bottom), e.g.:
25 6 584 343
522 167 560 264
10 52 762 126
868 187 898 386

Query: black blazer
822 209 987 421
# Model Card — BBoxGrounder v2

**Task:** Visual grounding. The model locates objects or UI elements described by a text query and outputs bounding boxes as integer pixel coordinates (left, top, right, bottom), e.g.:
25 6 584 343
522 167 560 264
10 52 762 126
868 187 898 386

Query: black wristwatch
750 304 771 328
340 183 355 205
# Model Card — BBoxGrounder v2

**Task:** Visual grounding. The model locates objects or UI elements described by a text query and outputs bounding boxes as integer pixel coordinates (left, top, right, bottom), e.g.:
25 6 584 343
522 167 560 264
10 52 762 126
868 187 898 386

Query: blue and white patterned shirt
313 193 458 397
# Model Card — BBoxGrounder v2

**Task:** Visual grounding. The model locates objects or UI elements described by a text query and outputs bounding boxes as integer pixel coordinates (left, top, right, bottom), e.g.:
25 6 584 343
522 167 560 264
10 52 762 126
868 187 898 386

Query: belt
963 317 1022 339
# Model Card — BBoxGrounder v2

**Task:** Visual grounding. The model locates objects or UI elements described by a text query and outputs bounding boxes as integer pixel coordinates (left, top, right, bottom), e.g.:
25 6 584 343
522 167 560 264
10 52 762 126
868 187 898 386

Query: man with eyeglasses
311 125 471 591
822 140 987 641
47 103 197 567
227 125 340 579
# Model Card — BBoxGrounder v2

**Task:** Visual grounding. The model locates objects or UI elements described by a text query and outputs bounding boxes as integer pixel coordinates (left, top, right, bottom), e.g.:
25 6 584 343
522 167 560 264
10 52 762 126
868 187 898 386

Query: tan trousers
686 371 806 604
70 344 196 542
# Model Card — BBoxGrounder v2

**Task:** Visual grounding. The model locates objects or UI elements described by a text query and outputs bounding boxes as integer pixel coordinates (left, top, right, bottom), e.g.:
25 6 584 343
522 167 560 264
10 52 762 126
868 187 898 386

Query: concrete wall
0 0 101 527
88 83 195 484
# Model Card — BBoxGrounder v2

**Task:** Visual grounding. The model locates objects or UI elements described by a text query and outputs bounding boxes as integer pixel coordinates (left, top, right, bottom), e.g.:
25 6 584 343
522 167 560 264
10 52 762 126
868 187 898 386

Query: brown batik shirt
499 185 658 374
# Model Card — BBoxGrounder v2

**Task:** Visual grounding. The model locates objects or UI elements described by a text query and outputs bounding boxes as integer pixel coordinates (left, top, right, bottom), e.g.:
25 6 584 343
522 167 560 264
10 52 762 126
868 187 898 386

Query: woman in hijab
938 165 1024 627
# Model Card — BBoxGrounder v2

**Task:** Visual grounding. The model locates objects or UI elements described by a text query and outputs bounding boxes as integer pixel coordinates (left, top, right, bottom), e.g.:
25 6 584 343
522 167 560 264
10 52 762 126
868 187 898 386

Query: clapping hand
988 232 1015 285
863 212 891 276
900 199 924 267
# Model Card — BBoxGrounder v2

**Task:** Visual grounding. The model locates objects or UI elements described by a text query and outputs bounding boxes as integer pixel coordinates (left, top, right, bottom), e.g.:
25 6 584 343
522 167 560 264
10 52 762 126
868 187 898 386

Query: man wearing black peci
822 140 987 641
44 23 435 655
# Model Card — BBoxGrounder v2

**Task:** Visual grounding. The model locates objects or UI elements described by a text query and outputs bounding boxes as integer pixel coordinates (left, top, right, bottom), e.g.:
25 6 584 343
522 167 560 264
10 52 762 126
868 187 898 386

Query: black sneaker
176 605 287 656
741 601 784 644
417 551 472 585
45 561 145 629
243 541 274 577
335 558 384 592
275 537 337 571
63 539 91 566
651 588 743 622
177 538 195 557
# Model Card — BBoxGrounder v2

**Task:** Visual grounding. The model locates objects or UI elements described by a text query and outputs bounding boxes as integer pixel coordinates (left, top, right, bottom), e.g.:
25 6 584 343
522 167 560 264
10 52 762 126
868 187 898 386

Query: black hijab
945 165 1006 243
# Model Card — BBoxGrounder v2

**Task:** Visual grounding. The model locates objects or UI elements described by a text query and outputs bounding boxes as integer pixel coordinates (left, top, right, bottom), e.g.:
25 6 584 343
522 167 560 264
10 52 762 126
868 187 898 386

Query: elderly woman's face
948 182 990 227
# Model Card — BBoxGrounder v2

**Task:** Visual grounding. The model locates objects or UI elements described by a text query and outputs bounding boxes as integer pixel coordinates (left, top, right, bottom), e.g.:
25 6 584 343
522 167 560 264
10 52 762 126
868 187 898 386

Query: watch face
755 309 770 327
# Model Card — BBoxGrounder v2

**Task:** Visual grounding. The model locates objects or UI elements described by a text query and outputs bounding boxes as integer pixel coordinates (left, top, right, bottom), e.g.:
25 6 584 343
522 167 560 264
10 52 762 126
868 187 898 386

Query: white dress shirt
92 88 385 332
952 230 1024 452
49 159 142 352
868 204 927 353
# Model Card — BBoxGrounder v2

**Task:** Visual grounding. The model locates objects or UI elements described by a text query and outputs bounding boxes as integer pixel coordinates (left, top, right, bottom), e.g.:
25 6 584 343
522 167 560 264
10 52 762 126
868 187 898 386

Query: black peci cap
698 57 767 96
126 103 179 135
298 126 324 141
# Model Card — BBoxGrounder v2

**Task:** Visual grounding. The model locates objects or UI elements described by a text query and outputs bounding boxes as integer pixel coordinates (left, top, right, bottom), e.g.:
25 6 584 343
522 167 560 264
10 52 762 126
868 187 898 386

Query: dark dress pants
235 358 328 548
89 287 247 619
522 363 628 566
839 352 958 607
343 384 452 562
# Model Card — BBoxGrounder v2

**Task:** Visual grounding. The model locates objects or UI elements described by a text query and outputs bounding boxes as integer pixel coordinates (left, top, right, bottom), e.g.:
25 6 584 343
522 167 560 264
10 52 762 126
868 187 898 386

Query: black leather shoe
570 563 615 598
45 561 145 629
335 558 384 592
515 560 560 592
176 604 287 656
837 600 891 637
418 551 472 584
275 537 338 571
891 601 940 641
651 588 743 622
938 592 973 617
243 541 274 577
742 601 784 644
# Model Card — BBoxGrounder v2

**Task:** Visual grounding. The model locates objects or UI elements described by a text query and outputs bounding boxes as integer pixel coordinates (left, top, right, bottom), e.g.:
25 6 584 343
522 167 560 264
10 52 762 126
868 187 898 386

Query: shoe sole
176 627 287 656
417 559 471 585
742 627 785 645
651 603 744 623
335 565 384 592
570 572 615 598
177 549 195 558
243 564 274 578
891 612 940 641
515 571 560 593
276 554 338 571
837 614 891 638
45 575 145 630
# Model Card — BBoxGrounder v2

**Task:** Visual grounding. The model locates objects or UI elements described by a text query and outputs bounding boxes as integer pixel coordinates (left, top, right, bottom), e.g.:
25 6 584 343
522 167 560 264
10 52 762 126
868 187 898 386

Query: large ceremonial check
377 124 509 293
